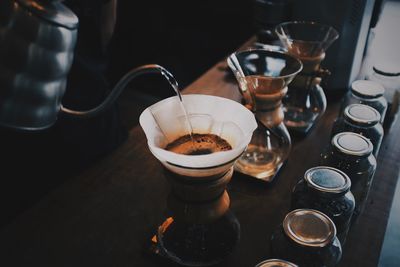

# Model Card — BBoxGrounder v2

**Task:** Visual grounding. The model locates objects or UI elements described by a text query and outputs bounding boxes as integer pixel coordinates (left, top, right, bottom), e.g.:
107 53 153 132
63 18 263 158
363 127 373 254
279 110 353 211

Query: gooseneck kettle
0 0 168 131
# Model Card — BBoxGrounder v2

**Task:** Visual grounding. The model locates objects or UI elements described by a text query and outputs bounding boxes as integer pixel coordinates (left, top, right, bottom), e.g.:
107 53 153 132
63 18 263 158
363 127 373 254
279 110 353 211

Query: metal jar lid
255 259 298 267
344 104 381 126
351 80 385 99
304 166 351 195
373 61 400 77
283 209 336 248
332 132 373 157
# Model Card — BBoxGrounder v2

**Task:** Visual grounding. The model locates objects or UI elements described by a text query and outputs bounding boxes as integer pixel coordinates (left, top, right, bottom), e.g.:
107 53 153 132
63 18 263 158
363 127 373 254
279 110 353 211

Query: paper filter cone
139 94 257 177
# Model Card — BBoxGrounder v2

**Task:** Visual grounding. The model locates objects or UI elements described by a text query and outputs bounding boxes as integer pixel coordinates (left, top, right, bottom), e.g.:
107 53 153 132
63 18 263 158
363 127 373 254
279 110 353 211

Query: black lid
304 166 351 196
351 80 385 99
332 132 373 157
283 209 336 248
373 61 400 77
18 0 78 30
344 104 381 127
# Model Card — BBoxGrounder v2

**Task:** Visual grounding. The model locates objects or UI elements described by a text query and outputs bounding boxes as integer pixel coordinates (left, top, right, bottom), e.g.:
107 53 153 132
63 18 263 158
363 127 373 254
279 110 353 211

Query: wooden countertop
0 40 399 267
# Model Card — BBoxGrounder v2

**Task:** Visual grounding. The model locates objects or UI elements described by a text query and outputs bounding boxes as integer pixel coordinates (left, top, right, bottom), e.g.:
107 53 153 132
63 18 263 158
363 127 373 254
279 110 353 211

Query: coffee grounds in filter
165 134 232 155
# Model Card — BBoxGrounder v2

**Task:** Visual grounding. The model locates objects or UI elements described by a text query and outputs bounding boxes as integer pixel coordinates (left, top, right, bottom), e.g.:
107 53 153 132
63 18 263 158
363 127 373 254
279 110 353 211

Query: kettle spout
61 64 172 119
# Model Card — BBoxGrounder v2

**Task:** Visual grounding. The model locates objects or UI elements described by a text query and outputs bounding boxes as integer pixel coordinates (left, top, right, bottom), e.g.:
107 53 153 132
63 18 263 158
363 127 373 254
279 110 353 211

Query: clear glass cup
275 21 339 135
227 49 302 182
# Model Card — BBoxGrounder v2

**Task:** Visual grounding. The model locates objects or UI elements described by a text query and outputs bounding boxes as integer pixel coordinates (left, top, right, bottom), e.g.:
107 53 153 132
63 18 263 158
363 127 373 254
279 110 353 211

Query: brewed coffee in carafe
227 49 302 182
275 21 339 134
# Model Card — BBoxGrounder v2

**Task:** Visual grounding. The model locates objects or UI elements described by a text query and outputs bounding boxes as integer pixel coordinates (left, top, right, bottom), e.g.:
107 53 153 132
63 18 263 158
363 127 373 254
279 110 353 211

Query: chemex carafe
0 0 172 131
140 94 257 266
275 21 339 135
227 49 302 182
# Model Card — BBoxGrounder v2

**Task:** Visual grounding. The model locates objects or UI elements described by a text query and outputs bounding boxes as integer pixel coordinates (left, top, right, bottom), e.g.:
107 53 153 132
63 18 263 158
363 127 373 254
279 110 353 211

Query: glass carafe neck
256 107 285 128
290 53 325 89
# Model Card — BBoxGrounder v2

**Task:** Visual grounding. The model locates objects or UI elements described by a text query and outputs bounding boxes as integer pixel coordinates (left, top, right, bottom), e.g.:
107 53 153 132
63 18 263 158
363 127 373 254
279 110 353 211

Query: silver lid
351 80 385 98
283 209 336 248
344 104 381 126
255 259 298 267
332 132 373 157
305 166 351 194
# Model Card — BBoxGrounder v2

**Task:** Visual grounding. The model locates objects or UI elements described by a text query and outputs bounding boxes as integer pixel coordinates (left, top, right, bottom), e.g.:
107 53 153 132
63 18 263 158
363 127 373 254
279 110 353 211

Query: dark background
1 0 388 226
108 0 254 98
107 0 255 128
0 0 255 226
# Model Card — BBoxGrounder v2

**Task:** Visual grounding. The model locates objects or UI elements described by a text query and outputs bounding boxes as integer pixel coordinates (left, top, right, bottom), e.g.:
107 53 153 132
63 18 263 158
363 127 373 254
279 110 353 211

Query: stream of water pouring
160 69 194 142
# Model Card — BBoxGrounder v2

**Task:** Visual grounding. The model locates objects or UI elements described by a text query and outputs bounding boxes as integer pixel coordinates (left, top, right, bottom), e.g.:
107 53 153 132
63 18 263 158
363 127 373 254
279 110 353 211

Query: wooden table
0 42 399 267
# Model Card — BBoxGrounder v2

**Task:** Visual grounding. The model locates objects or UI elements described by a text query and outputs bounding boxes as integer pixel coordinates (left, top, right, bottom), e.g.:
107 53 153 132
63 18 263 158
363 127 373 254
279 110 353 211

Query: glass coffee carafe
227 49 302 182
140 94 257 266
275 21 339 135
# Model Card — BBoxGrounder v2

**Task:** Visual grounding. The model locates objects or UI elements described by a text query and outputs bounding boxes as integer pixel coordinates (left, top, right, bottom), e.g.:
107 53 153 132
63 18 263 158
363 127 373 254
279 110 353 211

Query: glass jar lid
351 80 385 99
255 259 298 267
344 104 381 126
332 132 373 157
373 61 400 77
304 166 351 195
283 209 336 248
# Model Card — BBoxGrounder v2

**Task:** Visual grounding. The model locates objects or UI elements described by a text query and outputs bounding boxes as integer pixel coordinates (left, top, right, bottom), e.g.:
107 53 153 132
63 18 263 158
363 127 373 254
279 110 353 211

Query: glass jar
291 166 355 245
366 61 400 132
367 61 400 103
331 103 384 157
320 132 377 221
255 259 298 267
270 209 342 267
340 80 387 123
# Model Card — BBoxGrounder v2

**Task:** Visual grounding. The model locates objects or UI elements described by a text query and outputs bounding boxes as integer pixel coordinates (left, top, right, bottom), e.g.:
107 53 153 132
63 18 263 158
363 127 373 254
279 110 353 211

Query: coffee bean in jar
331 103 383 157
320 132 376 222
339 80 387 123
291 166 355 245
270 209 342 267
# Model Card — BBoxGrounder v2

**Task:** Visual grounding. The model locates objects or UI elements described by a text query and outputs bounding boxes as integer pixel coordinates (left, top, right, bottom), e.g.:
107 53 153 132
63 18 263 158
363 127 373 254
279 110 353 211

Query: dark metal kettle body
0 0 78 130
0 0 168 131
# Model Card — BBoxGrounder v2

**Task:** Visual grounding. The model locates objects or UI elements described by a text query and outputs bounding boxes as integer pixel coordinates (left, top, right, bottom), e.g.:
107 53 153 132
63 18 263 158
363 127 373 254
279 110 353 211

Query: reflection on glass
275 21 339 135
228 49 302 182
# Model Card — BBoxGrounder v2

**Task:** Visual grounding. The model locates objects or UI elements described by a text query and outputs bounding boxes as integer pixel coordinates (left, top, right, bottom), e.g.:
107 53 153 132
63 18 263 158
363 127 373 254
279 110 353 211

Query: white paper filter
139 94 257 168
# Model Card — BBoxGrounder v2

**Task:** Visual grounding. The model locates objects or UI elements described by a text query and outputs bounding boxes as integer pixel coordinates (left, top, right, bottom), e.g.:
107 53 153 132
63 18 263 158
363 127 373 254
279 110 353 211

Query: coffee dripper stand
139 94 257 266
275 21 339 135
227 49 303 182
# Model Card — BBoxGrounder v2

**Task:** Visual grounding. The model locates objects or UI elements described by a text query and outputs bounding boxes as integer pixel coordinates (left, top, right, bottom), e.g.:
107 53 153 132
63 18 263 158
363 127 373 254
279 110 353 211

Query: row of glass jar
336 79 386 157
255 79 387 267
256 143 374 266
264 167 354 267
